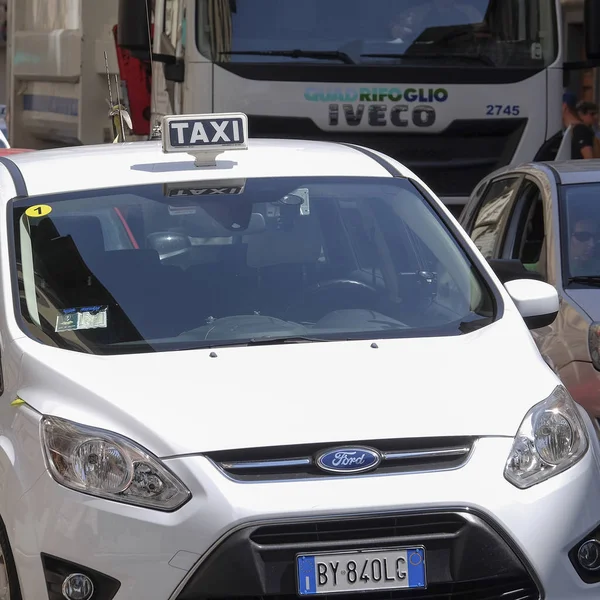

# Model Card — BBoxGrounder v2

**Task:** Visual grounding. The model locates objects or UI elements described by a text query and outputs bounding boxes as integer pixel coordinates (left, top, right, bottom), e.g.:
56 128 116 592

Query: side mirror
504 279 559 330
117 0 180 66
487 258 544 284
585 0 600 61
118 0 151 55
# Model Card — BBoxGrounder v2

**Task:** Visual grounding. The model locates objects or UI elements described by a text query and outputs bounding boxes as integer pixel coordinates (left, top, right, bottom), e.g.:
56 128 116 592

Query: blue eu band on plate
296 547 426 595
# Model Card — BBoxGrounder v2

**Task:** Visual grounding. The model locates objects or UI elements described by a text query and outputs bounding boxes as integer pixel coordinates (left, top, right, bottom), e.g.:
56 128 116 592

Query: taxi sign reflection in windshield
162 113 248 154
164 179 246 197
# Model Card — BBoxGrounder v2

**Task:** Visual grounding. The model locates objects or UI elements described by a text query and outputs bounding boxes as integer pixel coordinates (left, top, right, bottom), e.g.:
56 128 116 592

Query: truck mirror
117 0 152 55
585 0 600 61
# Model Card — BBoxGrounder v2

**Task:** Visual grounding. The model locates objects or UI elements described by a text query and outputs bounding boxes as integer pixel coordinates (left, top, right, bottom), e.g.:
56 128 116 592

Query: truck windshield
198 0 557 68
12 177 495 354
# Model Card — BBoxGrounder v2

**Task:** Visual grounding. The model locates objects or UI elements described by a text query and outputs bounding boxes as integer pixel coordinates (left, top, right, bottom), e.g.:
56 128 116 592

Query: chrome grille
205 437 476 481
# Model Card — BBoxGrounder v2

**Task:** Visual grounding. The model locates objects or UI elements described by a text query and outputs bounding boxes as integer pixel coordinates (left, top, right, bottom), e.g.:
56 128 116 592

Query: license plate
296 547 426 595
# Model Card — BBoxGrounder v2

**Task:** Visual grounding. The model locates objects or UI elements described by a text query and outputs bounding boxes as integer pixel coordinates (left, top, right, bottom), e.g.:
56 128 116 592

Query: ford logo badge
316 446 381 474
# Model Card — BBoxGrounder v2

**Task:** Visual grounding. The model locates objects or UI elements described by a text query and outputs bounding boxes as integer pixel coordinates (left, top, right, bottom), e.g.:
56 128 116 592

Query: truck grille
247 115 527 198
206 437 475 481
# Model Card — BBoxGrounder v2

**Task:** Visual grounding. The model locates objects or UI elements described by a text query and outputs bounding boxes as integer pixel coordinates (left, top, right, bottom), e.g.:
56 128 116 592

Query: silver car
460 159 600 420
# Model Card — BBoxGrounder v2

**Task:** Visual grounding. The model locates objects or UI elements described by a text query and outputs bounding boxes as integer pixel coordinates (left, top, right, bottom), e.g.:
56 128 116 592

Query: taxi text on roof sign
162 113 249 156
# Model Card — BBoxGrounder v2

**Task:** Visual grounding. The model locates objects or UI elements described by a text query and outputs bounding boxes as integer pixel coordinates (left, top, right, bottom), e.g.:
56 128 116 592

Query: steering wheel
284 279 380 321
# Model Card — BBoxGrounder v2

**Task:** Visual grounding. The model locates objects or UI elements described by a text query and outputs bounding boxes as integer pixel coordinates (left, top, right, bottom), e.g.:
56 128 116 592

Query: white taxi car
0 113 598 600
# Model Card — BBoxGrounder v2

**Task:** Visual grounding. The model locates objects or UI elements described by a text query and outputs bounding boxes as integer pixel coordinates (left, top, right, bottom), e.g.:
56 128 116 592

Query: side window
469 177 521 259
461 178 489 225
509 181 547 279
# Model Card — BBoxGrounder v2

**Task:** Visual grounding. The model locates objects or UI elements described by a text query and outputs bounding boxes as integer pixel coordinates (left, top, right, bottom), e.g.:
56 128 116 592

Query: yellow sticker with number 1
25 204 52 218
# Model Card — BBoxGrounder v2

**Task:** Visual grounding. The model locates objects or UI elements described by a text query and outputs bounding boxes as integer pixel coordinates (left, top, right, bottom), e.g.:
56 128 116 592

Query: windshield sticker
55 306 108 332
25 204 52 218
304 86 448 128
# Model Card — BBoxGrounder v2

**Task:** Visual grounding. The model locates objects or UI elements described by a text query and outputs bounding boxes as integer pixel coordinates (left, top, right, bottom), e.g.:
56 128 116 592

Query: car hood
14 319 558 457
564 288 600 321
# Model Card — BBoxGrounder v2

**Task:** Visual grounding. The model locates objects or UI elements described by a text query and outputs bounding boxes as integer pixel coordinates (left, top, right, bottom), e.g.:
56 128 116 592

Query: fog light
62 573 94 600
577 539 600 571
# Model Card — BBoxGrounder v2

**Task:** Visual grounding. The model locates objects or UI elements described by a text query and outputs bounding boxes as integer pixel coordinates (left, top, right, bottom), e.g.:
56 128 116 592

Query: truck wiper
360 52 495 66
567 275 600 287
220 49 355 65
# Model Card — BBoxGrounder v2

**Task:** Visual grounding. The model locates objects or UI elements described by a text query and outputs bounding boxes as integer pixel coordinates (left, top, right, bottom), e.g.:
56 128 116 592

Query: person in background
569 214 600 276
562 91 580 130
587 102 600 157
571 100 598 160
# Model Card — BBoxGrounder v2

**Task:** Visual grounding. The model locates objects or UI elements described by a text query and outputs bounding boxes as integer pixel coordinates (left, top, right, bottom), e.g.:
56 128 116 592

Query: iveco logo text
316 447 381 474
305 87 448 128
304 87 448 103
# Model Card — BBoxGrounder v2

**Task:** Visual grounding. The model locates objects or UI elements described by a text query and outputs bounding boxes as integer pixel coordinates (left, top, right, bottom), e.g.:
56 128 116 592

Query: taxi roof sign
162 112 249 166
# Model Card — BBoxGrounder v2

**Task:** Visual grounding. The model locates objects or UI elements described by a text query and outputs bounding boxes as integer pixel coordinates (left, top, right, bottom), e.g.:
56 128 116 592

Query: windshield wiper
220 49 355 65
567 275 600 287
360 52 495 66
247 335 332 346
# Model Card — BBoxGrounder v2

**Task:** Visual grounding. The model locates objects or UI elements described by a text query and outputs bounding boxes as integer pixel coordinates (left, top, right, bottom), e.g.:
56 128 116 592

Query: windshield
198 0 557 68
561 183 600 283
11 177 495 354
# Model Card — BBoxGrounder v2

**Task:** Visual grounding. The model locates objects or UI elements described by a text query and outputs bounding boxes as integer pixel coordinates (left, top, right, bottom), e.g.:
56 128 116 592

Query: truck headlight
41 416 191 511
504 386 589 489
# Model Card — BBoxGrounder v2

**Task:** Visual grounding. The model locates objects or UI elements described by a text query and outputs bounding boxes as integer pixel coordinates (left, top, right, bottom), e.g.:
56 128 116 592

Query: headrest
246 217 322 268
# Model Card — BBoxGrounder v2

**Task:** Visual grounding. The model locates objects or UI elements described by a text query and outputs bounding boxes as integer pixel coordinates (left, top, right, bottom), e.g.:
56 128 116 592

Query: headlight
41 416 191 511
504 386 589 489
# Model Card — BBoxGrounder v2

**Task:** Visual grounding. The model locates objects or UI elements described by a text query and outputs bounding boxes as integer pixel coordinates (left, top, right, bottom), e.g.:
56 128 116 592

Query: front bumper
12 437 600 599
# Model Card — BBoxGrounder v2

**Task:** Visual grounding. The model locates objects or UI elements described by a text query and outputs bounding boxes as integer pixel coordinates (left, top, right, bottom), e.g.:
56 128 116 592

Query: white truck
6 0 600 217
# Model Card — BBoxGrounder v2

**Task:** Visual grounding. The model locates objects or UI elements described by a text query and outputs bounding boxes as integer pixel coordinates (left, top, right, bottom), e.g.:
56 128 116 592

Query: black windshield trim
5 197 45 348
0 157 28 197
339 143 402 177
